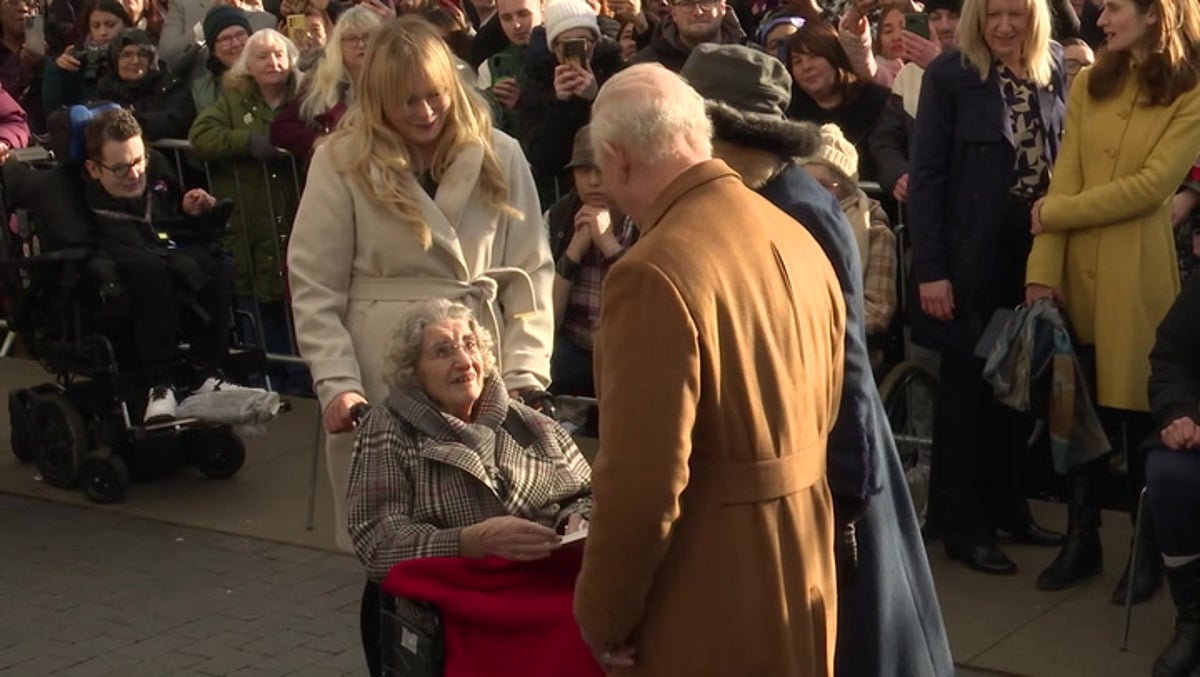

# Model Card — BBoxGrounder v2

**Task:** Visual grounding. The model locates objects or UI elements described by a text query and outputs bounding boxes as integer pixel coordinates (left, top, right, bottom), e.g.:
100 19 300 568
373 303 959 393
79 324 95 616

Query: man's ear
599 140 632 186
84 159 101 181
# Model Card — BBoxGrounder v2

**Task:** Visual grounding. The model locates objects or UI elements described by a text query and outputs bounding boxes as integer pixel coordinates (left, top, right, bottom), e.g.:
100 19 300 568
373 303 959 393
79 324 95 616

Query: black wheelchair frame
2 147 281 503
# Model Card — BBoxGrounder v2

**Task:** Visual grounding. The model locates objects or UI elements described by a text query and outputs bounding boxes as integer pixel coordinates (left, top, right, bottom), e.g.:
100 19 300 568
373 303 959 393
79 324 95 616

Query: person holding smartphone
521 0 622 206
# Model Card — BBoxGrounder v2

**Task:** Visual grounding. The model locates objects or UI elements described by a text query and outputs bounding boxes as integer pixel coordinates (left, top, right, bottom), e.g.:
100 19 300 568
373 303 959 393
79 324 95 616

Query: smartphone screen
561 38 588 69
24 16 44 58
904 13 930 40
286 14 308 45
490 52 518 83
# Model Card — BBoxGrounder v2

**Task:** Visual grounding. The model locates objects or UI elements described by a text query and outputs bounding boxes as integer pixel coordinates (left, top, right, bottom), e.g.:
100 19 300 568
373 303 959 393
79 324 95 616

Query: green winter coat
188 77 300 302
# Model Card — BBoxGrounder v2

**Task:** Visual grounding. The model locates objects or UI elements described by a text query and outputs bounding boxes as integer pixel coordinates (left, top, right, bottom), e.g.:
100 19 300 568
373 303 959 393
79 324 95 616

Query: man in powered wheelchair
5 105 282 503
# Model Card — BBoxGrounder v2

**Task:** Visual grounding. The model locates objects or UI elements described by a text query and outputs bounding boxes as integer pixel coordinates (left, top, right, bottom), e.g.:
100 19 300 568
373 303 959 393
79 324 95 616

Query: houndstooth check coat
347 375 592 580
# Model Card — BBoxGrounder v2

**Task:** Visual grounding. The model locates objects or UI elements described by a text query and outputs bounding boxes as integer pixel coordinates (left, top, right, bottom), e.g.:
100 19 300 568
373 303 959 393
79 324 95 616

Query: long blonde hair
222 28 300 93
331 16 519 249
299 7 382 123
957 0 1054 86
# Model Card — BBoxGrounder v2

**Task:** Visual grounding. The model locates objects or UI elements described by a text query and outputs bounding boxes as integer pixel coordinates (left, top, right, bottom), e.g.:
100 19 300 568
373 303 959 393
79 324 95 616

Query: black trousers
929 195 1035 546
361 580 382 677
118 245 231 385
1147 446 1200 556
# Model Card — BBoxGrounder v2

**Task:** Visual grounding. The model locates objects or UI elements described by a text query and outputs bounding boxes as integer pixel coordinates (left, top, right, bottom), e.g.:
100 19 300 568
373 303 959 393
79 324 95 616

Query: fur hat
680 43 820 158
802 124 860 183
203 5 252 49
544 0 599 46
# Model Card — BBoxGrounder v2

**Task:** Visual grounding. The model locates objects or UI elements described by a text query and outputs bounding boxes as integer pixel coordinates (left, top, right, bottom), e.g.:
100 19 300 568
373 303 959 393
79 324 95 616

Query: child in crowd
545 124 636 397
801 123 897 339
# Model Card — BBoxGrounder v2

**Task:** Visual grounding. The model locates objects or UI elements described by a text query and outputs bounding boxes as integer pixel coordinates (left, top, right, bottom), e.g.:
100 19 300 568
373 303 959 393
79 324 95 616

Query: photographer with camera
42 0 128 112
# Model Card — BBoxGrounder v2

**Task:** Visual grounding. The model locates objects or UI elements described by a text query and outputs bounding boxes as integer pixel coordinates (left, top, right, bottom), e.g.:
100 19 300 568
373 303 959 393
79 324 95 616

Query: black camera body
80 43 107 83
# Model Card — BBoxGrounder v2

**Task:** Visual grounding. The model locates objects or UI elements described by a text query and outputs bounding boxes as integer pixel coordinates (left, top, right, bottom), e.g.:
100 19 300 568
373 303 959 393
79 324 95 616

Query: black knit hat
922 0 962 14
203 5 252 48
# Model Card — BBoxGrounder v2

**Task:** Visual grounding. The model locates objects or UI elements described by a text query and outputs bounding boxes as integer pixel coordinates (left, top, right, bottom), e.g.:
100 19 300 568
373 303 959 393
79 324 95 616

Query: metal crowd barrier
149 139 310 388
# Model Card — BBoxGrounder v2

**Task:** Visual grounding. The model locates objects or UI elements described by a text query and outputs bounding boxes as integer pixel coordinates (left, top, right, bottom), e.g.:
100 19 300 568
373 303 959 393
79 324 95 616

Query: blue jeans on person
550 334 594 397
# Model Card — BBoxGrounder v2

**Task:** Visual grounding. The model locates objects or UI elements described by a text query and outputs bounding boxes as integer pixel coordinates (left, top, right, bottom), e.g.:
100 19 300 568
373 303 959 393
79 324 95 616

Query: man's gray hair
384 299 497 392
590 64 714 165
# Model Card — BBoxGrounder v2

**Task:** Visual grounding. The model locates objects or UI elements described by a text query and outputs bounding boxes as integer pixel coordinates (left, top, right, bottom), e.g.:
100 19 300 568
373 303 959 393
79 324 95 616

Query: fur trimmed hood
708 101 822 159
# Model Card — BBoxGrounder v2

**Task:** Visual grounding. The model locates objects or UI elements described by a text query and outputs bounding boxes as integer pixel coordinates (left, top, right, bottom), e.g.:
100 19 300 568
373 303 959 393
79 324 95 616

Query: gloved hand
833 496 866 589
836 521 859 589
247 134 287 161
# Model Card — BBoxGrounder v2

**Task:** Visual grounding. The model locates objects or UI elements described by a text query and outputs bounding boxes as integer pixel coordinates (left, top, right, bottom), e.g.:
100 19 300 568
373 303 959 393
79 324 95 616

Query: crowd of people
7 0 1200 672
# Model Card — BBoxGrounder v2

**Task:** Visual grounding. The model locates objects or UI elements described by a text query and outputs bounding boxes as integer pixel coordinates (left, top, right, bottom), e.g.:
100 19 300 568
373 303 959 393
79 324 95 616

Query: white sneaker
194 377 255 395
144 386 178 423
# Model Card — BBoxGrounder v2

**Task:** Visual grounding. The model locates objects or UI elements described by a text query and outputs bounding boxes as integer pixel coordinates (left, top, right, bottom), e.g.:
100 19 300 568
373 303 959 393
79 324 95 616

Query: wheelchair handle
349 402 371 426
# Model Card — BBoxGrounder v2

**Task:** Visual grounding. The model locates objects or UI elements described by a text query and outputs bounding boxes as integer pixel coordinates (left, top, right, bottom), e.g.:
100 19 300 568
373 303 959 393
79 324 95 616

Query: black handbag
380 593 444 677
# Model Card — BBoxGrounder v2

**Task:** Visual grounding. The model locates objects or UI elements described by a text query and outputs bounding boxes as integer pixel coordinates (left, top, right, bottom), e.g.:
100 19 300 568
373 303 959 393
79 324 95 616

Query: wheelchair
2 122 281 504
862 182 939 527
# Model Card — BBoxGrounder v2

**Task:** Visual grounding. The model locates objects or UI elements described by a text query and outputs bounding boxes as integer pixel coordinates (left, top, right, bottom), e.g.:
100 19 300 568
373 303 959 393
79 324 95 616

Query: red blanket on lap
381 547 602 677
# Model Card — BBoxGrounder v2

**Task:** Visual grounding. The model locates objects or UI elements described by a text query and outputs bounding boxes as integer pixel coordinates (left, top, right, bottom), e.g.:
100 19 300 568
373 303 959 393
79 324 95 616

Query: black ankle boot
1154 559 1200 677
1037 458 1105 591
1113 513 1165 605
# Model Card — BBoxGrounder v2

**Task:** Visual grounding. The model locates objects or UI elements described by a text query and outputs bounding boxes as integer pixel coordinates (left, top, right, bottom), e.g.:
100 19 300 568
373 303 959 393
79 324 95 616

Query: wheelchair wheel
9 389 35 463
79 448 130 504
32 392 90 489
879 361 938 527
187 427 246 479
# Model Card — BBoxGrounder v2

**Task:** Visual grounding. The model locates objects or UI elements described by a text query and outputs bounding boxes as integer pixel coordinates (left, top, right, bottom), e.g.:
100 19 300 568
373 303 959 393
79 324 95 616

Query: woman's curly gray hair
384 299 497 392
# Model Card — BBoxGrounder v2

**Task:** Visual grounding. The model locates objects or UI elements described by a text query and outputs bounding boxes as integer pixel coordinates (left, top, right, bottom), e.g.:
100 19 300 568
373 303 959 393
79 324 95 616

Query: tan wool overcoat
574 161 847 676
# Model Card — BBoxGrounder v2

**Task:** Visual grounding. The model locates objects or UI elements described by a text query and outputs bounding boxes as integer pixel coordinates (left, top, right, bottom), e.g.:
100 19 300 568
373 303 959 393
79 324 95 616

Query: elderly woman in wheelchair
346 299 591 675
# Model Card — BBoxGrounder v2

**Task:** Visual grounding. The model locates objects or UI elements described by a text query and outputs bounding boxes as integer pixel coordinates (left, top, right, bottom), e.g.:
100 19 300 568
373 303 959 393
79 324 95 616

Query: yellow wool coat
1027 67 1200 412
574 161 846 675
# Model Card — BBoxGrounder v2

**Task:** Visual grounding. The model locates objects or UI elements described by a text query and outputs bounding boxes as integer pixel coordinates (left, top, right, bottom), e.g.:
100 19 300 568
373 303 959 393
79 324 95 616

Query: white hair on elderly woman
223 28 300 92
589 64 714 165
384 299 497 391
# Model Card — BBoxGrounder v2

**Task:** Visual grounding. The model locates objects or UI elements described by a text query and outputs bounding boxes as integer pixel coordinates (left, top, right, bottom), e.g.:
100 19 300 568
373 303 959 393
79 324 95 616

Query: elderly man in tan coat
573 63 847 676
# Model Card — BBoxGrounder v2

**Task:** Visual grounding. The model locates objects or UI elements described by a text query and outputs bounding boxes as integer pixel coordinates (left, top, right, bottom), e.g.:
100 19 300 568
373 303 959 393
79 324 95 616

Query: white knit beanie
803 123 860 183
544 0 599 46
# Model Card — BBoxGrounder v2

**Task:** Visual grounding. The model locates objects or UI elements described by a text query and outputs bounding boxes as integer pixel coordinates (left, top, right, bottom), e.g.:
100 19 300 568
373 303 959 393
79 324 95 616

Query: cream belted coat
288 130 553 550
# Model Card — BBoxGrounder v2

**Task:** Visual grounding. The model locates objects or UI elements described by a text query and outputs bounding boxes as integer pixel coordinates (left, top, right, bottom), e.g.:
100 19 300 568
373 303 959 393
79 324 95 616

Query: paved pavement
0 494 366 676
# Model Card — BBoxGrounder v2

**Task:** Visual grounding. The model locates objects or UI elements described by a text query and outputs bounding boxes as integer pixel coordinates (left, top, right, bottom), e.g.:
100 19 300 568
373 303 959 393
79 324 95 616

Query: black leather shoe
946 542 1018 575
998 522 1065 547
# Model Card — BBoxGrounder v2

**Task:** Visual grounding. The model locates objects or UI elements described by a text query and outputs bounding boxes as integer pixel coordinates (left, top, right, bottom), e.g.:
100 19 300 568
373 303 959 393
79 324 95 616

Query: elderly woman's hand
461 516 561 561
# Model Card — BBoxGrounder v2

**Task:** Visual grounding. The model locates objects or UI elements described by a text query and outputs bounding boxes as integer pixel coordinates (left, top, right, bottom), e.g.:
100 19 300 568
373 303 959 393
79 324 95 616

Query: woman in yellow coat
1026 0 1200 594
